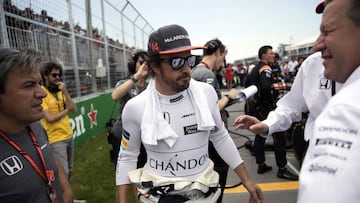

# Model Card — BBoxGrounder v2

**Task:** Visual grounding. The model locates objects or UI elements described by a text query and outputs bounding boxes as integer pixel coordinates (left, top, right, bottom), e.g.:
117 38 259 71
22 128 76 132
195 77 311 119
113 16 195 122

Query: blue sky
130 0 323 63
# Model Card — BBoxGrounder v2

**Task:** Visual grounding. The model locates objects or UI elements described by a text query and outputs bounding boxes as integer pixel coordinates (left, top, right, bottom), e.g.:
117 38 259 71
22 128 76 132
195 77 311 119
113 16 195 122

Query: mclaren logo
1 155 23 176
170 95 183 103
164 35 189 43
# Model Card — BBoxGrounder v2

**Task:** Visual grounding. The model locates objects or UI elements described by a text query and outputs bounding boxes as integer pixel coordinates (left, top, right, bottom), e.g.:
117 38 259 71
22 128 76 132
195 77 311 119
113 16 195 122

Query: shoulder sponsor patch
264 69 272 78
206 78 214 84
120 130 130 151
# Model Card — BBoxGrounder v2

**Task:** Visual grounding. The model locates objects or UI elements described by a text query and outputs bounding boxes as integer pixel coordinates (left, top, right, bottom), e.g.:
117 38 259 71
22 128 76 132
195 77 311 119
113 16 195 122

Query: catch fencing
0 0 153 98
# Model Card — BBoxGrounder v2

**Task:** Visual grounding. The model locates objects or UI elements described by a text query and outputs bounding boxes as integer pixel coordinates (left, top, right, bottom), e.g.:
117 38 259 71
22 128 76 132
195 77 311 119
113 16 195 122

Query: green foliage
72 130 136 203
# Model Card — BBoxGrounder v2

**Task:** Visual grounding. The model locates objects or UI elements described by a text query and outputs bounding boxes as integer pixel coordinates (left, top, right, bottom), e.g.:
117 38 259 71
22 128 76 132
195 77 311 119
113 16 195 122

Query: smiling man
298 0 360 202
115 24 263 203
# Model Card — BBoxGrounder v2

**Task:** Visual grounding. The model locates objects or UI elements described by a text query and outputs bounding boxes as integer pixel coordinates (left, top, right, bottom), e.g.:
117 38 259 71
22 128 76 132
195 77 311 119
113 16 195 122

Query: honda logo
319 78 331 89
1 155 23 176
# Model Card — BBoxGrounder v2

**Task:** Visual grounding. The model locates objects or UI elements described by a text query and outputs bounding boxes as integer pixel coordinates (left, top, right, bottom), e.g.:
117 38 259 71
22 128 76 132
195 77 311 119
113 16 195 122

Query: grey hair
0 48 43 93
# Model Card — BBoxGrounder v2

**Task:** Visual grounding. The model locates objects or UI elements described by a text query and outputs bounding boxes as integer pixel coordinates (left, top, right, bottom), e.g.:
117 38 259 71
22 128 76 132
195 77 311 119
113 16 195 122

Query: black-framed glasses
51 73 62 78
160 55 197 70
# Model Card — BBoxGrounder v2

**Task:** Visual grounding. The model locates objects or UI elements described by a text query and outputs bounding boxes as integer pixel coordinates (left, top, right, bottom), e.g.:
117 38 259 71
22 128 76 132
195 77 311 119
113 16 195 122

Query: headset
128 50 147 74
205 40 219 55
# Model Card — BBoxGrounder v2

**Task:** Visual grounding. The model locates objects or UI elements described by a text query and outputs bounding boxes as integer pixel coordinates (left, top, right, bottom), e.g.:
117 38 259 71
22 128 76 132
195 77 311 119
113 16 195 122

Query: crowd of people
215 54 304 91
1 0 360 202
3 0 124 49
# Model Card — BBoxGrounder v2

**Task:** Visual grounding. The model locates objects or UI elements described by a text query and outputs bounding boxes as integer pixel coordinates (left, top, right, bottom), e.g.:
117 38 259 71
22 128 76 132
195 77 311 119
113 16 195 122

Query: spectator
40 62 78 180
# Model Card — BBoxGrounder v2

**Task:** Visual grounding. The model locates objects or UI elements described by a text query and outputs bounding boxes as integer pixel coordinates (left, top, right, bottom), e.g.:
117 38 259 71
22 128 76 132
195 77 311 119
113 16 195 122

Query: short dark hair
258 45 273 60
128 50 147 74
132 50 147 62
147 54 161 78
203 39 226 56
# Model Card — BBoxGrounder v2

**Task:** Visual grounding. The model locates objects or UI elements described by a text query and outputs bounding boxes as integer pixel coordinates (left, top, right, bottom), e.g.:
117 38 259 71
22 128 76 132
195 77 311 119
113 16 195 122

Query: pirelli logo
315 138 352 149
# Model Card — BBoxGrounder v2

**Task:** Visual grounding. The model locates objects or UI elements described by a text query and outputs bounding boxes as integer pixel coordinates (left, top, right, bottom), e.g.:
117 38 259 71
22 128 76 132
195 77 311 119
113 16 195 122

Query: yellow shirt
40 86 73 144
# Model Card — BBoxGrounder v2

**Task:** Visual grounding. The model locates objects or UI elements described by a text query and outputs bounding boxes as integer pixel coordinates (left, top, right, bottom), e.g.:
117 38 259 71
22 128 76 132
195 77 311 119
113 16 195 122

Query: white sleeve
262 62 309 136
207 86 243 169
115 98 143 185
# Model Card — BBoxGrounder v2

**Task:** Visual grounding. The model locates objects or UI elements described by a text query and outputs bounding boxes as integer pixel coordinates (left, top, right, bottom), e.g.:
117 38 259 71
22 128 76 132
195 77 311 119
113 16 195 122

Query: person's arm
115 96 144 203
112 62 149 100
207 86 263 202
258 68 274 108
112 78 136 100
261 62 308 135
43 109 69 123
116 184 132 203
54 156 73 203
62 89 77 113
233 115 269 135
234 163 263 203
211 129 263 202
219 88 239 110
57 82 77 113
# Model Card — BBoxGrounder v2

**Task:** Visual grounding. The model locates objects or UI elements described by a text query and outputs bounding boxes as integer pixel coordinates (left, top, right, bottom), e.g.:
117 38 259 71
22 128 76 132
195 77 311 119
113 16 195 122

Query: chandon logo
149 154 208 176
1 155 23 176
318 126 358 135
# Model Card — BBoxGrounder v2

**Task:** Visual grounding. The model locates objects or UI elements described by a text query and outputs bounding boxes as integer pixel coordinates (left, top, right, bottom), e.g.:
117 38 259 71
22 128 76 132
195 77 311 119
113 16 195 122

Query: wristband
224 94 231 100
130 75 138 83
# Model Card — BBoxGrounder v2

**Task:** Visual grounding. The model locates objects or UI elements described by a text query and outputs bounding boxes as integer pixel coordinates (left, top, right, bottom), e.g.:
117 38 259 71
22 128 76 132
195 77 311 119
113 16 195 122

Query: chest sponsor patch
1 155 23 176
319 78 331 89
183 124 199 135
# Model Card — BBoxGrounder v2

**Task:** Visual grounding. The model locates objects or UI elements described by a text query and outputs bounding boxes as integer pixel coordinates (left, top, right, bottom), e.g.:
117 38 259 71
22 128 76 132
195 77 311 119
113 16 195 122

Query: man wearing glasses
40 62 77 180
115 24 263 203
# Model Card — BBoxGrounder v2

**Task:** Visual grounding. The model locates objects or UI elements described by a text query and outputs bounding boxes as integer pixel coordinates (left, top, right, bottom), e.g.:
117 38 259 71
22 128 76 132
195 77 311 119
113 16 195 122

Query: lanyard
200 61 211 70
0 127 55 185
52 92 65 112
